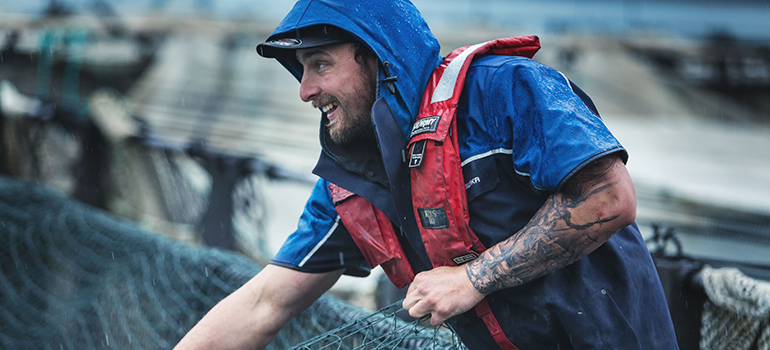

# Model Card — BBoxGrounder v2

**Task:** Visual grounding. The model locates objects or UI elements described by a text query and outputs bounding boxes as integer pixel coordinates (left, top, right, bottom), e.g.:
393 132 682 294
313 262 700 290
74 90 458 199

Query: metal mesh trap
289 301 468 350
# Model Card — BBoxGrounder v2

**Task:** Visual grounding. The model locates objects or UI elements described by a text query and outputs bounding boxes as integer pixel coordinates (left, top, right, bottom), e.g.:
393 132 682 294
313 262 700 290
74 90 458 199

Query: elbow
610 159 637 230
594 178 636 236
618 195 636 228
612 181 637 231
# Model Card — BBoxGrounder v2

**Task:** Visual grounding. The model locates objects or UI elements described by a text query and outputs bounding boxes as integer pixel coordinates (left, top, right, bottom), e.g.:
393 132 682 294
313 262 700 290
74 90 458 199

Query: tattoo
562 156 617 202
466 156 623 295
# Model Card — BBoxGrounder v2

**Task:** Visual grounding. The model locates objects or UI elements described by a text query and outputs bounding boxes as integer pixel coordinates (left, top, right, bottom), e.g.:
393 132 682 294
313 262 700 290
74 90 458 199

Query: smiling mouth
321 102 338 115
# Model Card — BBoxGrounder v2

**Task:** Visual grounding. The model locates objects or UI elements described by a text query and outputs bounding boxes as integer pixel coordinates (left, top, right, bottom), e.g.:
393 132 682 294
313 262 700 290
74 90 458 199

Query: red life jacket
330 36 540 350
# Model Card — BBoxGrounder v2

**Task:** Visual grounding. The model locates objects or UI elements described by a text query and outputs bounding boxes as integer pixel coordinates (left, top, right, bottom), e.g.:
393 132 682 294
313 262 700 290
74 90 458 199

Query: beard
321 62 377 146
325 104 375 146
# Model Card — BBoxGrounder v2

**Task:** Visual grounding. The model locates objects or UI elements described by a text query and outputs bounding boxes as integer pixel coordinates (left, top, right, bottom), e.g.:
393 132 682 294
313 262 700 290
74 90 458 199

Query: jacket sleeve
270 178 371 277
491 57 628 192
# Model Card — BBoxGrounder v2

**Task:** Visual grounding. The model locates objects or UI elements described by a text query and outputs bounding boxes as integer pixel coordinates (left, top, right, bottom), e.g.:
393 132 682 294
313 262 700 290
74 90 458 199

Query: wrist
464 261 490 296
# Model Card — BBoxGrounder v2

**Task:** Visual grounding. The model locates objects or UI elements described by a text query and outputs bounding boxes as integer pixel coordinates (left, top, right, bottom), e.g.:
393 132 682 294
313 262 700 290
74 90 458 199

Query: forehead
296 43 354 63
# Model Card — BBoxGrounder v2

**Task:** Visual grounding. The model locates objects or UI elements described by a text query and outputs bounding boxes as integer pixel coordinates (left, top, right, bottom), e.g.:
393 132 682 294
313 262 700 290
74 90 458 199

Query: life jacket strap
475 299 521 350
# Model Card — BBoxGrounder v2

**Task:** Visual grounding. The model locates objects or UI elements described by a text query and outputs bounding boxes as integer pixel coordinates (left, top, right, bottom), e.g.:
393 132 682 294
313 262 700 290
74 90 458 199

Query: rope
700 265 770 350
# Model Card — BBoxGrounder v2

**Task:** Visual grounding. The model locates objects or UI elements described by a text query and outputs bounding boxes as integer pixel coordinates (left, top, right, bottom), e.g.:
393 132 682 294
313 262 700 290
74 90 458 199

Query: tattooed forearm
466 156 631 295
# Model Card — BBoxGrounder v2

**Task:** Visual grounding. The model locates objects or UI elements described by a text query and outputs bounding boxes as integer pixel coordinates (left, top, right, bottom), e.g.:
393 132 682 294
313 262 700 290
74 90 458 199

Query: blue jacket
266 0 679 348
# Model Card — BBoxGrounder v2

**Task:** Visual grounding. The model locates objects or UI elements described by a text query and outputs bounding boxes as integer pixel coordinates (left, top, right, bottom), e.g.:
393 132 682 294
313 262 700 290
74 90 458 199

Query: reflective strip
558 71 573 92
431 41 491 103
298 216 340 267
461 148 513 167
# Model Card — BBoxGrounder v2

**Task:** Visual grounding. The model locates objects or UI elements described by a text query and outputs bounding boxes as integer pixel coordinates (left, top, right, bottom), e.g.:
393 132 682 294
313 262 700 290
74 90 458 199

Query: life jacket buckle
408 139 427 168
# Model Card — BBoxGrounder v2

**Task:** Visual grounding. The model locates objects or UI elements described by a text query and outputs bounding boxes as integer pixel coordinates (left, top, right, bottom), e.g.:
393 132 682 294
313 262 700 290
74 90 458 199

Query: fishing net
289 301 466 350
0 176 466 349
0 175 253 349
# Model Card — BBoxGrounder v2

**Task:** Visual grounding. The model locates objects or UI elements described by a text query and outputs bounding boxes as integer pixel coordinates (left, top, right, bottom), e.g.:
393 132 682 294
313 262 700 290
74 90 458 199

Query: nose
299 73 321 103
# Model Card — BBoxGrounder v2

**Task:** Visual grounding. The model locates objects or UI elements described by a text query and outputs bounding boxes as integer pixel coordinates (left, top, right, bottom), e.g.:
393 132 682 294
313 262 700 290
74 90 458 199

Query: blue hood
264 0 443 137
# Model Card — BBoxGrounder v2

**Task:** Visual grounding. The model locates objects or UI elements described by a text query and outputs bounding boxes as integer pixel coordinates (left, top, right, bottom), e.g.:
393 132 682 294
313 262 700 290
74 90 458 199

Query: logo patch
409 115 441 138
268 38 302 47
417 207 449 229
452 252 478 265
465 176 481 190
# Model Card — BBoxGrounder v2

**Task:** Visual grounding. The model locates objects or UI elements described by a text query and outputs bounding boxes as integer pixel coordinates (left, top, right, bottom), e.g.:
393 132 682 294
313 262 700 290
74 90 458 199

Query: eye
297 51 332 74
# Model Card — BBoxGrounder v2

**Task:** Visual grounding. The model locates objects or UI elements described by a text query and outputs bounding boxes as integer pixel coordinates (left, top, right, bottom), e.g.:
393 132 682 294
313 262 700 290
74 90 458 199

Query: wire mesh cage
288 301 468 350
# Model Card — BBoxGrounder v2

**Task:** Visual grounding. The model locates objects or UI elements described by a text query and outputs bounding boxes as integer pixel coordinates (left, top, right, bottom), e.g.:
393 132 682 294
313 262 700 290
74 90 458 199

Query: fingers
402 283 418 311
402 267 482 326
405 301 428 319
402 286 448 325
403 300 445 325
402 282 430 320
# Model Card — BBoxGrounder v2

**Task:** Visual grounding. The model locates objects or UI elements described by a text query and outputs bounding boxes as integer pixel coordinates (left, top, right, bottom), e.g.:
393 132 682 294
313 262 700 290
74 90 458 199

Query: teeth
321 103 337 113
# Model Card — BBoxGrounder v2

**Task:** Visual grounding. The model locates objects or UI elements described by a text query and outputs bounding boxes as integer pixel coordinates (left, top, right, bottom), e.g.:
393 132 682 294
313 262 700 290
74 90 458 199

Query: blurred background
1 0 769 349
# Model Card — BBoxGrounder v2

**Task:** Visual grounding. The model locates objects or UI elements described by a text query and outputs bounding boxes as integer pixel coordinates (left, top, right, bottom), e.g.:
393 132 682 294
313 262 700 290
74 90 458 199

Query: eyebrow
296 49 328 65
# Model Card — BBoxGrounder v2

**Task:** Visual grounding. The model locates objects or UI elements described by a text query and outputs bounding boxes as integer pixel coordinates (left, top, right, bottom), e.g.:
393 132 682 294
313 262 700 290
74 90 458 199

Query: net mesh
0 176 464 350
0 175 256 349
289 302 466 350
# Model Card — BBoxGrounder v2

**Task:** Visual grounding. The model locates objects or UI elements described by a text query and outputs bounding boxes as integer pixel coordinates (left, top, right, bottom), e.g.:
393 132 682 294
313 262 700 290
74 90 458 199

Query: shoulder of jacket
470 54 537 69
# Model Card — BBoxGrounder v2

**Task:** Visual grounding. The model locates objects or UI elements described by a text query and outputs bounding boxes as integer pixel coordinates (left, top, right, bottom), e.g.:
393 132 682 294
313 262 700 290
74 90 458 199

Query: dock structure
126 30 321 174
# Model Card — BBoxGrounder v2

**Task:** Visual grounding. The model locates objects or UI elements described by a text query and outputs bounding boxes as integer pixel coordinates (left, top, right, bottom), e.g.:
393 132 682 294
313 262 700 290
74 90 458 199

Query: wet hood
263 0 443 137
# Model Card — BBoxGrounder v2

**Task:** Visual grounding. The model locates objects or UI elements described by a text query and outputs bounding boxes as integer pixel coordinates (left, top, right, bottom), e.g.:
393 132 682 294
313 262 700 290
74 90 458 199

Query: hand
402 265 486 326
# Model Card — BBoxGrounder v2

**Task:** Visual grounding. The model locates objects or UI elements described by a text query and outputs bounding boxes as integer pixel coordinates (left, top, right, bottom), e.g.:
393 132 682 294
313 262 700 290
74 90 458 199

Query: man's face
296 43 377 145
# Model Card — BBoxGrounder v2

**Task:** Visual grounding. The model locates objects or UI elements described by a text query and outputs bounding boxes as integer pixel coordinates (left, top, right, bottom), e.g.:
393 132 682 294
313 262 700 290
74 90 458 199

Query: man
175 0 679 349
